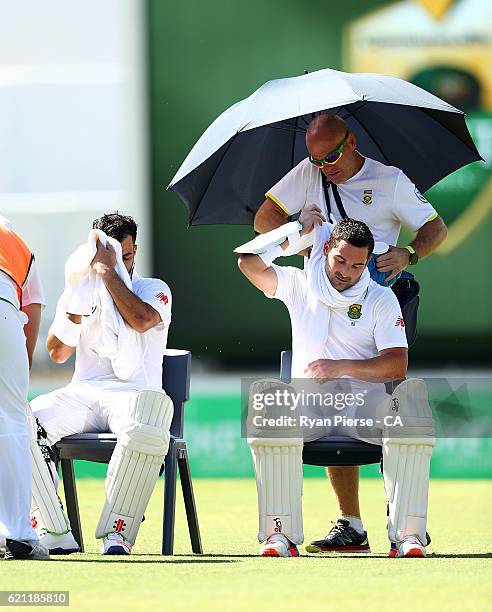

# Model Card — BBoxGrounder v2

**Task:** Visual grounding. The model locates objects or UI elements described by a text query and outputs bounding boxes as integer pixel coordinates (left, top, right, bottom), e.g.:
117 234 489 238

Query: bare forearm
99 268 158 332
238 239 289 276
254 199 289 233
22 303 41 369
237 239 291 294
343 352 407 382
411 217 447 259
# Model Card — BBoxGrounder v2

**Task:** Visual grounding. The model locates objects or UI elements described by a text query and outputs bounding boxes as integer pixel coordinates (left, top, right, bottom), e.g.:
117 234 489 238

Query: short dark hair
328 218 374 257
92 212 138 243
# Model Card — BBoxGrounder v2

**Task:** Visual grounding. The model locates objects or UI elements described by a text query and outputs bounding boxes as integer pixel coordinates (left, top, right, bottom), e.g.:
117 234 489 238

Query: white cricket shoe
259 534 300 557
101 532 132 555
395 535 426 558
4 538 50 560
39 531 80 554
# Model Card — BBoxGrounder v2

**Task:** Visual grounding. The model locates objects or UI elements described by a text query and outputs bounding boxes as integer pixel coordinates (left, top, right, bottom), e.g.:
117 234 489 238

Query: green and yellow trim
265 192 291 216
424 211 439 224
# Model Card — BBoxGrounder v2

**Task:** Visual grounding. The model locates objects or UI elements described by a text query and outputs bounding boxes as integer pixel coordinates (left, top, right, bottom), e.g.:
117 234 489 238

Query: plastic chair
55 349 202 555
279 350 382 466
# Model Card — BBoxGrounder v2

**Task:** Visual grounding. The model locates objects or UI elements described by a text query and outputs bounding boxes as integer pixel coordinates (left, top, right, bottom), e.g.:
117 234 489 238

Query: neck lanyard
321 172 347 220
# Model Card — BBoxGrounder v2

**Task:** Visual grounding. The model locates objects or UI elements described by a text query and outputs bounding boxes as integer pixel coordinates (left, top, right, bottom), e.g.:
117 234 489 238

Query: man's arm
22 303 41 370
46 313 80 363
254 198 290 233
239 204 325 293
305 348 408 382
376 216 448 281
92 242 161 333
237 242 286 295
21 260 45 369
409 215 448 258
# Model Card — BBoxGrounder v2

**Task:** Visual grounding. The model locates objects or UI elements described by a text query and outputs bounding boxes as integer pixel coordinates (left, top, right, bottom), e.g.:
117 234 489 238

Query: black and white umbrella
169 68 482 225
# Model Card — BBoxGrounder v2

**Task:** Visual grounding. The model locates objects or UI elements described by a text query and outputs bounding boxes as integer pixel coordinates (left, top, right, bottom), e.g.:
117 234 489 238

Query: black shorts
391 271 419 347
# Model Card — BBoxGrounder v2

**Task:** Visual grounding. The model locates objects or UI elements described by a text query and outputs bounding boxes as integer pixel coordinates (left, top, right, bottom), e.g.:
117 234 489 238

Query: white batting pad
95 389 173 545
382 379 435 544
27 406 70 535
249 437 304 545
246 378 303 439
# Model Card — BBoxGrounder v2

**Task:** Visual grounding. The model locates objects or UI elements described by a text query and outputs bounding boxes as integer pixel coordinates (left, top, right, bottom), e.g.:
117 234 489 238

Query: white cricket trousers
0 299 37 541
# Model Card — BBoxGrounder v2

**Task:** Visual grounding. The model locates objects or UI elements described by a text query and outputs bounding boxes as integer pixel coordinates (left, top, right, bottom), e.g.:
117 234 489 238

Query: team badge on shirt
362 189 372 205
414 187 429 204
348 304 362 319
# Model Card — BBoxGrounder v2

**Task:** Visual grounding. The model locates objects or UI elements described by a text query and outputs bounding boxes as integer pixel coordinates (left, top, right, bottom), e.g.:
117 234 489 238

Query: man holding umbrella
253 113 447 554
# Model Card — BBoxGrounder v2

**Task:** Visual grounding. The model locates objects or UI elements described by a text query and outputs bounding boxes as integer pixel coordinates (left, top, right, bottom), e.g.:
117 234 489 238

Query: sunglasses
308 130 350 168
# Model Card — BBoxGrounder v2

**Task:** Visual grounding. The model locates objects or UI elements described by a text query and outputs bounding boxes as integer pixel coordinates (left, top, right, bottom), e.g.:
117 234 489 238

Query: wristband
258 244 284 267
49 310 82 347
405 245 419 265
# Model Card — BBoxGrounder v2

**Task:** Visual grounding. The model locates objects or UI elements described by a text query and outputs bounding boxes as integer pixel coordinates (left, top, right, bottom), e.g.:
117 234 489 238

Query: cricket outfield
1 478 490 611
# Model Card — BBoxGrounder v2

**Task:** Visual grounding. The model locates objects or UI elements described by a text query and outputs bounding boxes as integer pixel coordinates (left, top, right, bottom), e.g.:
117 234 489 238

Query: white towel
57 230 145 381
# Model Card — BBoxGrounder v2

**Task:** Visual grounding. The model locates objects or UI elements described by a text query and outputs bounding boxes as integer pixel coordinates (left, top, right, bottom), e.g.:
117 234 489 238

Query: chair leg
162 438 177 555
177 447 203 554
60 458 84 552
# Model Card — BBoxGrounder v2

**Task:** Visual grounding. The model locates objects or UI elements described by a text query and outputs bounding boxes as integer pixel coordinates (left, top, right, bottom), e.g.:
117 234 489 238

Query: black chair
279 350 382 467
55 349 202 555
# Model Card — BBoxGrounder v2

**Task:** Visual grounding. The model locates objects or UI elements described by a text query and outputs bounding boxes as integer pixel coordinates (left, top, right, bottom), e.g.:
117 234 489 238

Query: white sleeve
135 279 172 327
374 291 408 352
266 159 312 216
264 264 303 308
22 259 46 307
392 171 438 232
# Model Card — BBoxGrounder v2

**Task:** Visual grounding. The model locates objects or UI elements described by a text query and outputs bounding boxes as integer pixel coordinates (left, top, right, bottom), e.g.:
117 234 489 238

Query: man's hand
299 204 326 236
305 359 348 380
91 241 117 275
375 246 409 281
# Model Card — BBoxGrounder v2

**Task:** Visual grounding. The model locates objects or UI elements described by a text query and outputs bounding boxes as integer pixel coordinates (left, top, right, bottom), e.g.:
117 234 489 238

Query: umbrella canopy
169 68 482 226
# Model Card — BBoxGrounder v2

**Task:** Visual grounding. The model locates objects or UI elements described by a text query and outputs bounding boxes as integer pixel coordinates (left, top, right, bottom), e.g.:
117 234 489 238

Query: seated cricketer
237 208 435 558
29 212 173 555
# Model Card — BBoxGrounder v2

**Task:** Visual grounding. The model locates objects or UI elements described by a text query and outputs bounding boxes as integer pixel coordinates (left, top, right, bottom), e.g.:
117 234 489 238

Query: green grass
1 479 491 611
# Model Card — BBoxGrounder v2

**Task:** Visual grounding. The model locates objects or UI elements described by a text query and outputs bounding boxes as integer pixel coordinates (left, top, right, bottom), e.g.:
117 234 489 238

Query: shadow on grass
48 552 492 562
52 557 237 564
178 552 492 560
428 553 492 559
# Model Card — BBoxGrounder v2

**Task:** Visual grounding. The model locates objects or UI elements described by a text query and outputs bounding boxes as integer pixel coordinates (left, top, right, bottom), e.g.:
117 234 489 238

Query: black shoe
306 519 371 553
4 538 50 560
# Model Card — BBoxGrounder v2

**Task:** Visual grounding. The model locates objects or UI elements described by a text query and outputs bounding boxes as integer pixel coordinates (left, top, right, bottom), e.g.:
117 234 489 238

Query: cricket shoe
101 532 132 555
388 531 431 557
393 535 426 558
39 530 80 555
259 534 299 557
306 519 371 553
4 538 50 560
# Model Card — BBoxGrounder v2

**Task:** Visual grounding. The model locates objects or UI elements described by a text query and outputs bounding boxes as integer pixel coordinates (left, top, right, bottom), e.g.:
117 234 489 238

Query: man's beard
325 261 359 292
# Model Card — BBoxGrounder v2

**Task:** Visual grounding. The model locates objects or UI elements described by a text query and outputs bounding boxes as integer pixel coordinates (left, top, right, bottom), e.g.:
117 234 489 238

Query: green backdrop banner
68 392 492 479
